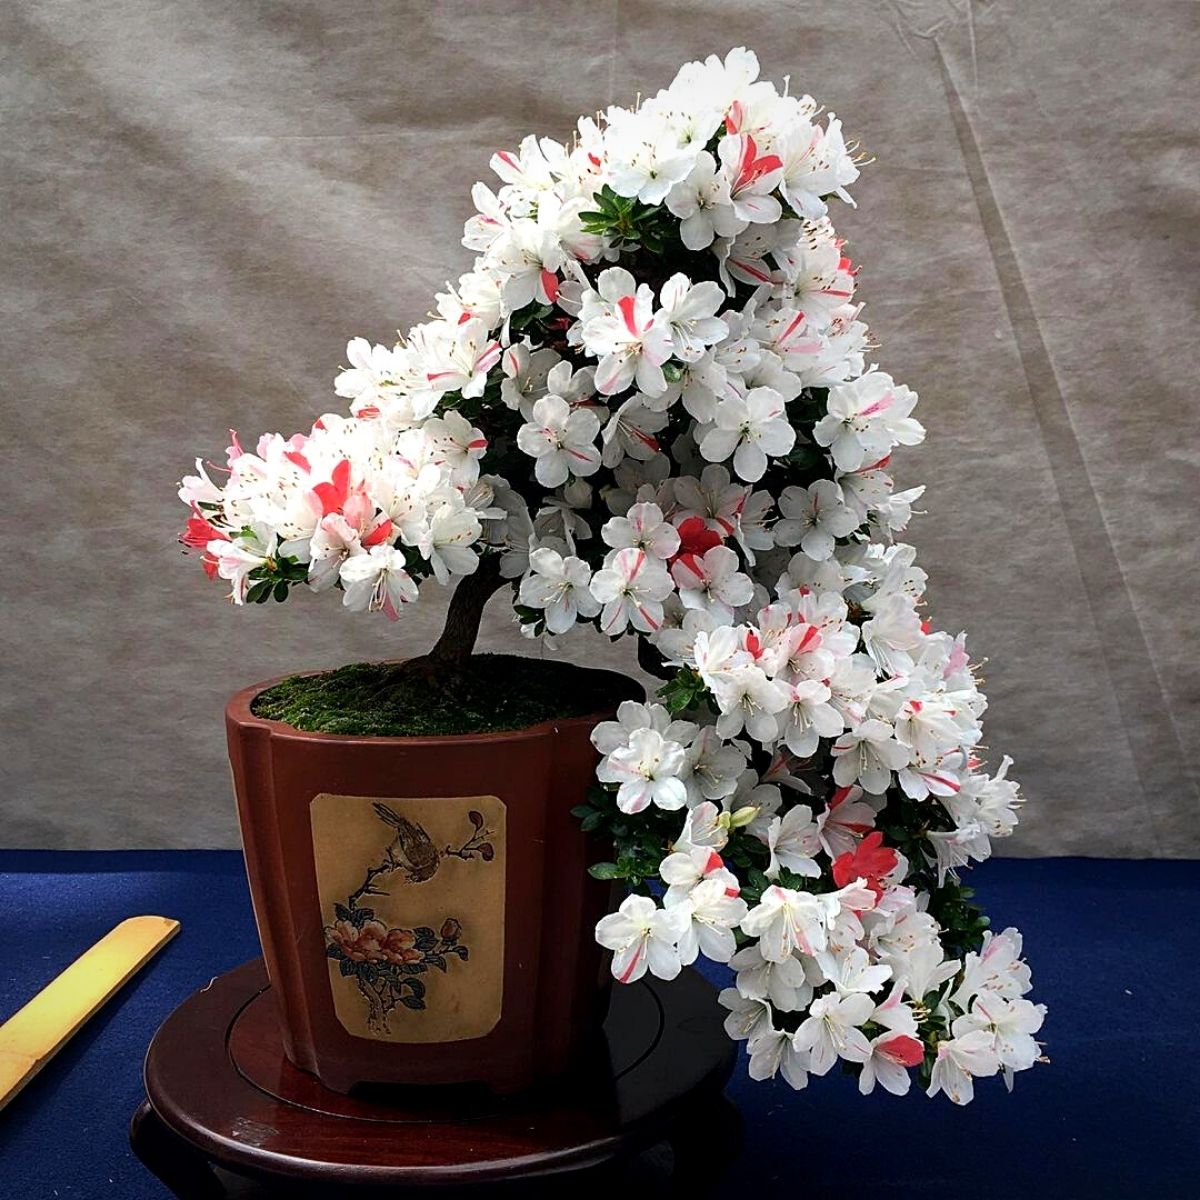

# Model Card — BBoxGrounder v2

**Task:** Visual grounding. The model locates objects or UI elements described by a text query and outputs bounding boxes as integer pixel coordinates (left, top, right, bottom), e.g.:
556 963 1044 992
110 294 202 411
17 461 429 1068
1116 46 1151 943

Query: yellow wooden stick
0 915 180 1111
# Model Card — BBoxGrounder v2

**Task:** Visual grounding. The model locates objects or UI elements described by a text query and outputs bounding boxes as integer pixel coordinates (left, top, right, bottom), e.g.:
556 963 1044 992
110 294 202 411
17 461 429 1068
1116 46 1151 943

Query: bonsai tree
180 47 1044 1103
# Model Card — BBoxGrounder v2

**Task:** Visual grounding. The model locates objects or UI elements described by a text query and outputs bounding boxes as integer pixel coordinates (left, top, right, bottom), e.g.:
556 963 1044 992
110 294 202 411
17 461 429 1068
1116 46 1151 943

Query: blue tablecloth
0 852 1195 1198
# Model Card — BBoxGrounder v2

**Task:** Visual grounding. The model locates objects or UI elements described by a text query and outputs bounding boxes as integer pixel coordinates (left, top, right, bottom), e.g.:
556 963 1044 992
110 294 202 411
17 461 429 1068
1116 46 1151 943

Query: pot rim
226 658 641 748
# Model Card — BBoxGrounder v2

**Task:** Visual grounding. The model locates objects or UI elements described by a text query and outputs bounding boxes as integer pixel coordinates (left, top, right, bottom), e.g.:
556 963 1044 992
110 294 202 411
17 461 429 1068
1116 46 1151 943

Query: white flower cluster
179 48 1043 1103
179 410 492 613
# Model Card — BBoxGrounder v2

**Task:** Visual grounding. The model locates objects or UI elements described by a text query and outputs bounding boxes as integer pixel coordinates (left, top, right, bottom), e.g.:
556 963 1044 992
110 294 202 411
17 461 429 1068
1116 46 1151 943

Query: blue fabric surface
0 852 1195 1198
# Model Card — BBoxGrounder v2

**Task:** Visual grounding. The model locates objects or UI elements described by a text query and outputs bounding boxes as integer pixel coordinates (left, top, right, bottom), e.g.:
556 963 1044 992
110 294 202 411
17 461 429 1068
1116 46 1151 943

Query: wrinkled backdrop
2 0 1197 853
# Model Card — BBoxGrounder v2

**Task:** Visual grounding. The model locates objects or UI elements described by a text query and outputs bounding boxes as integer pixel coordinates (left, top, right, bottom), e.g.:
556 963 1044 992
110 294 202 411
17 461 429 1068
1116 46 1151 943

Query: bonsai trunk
422 556 508 672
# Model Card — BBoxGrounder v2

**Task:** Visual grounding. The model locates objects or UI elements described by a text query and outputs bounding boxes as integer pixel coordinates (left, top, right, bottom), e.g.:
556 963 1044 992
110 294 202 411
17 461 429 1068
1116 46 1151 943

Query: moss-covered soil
250 654 641 737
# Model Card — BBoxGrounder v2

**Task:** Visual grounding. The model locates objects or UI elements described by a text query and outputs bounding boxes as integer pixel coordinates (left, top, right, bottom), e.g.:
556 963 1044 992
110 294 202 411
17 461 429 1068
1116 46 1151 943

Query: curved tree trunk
422 556 508 672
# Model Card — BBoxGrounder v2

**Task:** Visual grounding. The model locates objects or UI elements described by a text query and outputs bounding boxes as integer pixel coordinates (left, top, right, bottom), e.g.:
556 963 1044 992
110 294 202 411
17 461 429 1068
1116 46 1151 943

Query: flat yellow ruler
0 915 180 1111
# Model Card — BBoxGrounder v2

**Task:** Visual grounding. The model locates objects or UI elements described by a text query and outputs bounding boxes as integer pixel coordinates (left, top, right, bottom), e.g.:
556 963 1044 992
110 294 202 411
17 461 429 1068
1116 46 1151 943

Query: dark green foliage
251 653 641 737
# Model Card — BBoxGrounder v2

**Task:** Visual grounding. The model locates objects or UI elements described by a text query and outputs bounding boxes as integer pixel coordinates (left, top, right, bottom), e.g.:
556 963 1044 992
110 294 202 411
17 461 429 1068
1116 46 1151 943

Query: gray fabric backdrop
2 1 1196 854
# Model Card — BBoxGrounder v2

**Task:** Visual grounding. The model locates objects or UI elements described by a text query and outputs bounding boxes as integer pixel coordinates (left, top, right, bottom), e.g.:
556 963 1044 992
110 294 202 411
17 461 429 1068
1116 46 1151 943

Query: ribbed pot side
225 665 637 1094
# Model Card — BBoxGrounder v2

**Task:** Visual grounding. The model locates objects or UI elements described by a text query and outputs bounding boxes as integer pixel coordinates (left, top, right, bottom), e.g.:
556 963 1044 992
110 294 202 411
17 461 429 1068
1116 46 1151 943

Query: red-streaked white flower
718 132 784 225
595 894 689 984
589 547 674 634
740 885 828 961
582 272 674 396
671 545 754 623
516 394 602 488
813 372 924 473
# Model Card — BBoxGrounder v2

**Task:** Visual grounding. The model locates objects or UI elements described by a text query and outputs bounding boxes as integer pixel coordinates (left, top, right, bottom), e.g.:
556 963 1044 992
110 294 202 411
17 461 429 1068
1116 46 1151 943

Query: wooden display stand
130 959 741 1196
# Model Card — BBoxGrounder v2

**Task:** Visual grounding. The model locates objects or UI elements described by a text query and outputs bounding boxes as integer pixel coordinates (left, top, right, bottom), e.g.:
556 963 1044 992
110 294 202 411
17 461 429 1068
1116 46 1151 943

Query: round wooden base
131 958 740 1196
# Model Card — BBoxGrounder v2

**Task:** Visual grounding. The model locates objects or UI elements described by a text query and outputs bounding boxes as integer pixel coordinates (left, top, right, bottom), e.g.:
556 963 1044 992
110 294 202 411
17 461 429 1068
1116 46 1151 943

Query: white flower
657 274 729 361
700 387 796 482
671 545 754 622
927 1029 1001 1105
951 928 1031 1008
740 885 828 961
516 394 602 488
665 150 745 250
518 547 600 634
307 514 364 592
793 992 874 1076
606 112 698 204
831 720 910 794
761 804 821 880
658 844 737 906
595 894 690 984
730 943 813 1012
957 992 1046 1075
718 987 774 1043
712 665 789 742
813 372 924 473
589 547 675 634
776 679 844 758
500 343 560 412
418 501 481 585
339 544 418 619
674 877 748 965
747 1026 810 1089
591 699 697 755
601 501 680 560
597 727 689 814
681 726 748 803
674 800 730 853
927 822 992 885
860 592 925 676
773 480 859 561
334 337 402 410
814 946 892 996
777 115 860 220
208 531 275 605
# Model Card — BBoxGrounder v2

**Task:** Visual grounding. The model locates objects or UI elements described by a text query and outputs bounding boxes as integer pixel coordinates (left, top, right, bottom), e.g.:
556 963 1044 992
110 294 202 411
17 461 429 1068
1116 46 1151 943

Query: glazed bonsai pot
225 661 640 1094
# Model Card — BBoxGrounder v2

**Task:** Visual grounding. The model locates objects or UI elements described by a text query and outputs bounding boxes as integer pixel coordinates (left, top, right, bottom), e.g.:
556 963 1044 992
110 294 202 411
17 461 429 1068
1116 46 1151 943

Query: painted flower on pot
179 47 1043 1104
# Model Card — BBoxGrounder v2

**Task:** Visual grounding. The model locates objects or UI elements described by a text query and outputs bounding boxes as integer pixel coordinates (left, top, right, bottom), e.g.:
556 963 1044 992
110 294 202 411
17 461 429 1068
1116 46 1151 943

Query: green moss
250 654 641 737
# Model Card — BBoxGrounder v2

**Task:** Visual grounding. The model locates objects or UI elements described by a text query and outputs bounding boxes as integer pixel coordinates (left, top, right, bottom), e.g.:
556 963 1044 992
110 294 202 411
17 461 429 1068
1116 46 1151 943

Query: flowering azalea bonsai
180 48 1044 1104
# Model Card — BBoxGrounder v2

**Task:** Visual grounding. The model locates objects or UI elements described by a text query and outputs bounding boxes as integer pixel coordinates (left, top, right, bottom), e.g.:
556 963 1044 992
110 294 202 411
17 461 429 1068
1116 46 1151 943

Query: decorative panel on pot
312 792 506 1043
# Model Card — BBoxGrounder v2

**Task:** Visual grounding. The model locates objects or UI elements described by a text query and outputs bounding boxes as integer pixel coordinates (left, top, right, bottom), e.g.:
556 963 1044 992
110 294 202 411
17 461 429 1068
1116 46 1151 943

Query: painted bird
373 803 441 883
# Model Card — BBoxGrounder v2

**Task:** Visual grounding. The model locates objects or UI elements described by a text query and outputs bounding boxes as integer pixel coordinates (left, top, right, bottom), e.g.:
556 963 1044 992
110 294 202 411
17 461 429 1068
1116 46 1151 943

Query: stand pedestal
131 959 741 1196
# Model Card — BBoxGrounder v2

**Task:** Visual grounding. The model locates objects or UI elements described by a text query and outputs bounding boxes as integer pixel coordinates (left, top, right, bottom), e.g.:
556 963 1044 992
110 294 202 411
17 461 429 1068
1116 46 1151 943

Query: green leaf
588 862 624 880
245 579 272 604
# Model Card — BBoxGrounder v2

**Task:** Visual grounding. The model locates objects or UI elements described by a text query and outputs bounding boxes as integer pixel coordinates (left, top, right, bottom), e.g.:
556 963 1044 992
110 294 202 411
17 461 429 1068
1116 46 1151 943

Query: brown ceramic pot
225 662 640 1094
